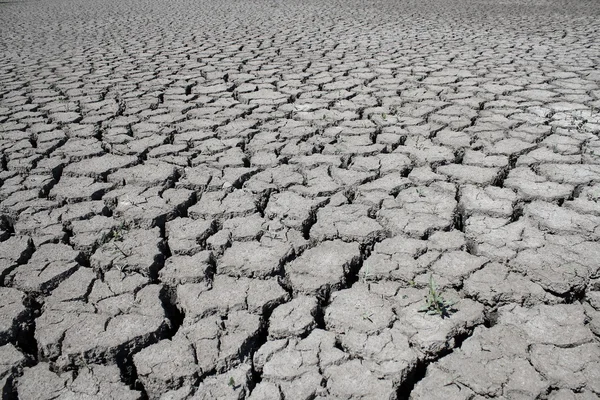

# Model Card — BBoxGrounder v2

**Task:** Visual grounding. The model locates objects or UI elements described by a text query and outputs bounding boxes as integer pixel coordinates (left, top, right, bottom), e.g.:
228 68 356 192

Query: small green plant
79 352 93 372
110 222 128 242
99 222 128 245
361 312 374 323
228 377 236 388
100 222 132 258
360 264 372 284
418 275 456 318
114 263 129 277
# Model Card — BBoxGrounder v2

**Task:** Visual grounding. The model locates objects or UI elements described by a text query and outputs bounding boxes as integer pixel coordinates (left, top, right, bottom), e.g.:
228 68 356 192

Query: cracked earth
1 0 600 398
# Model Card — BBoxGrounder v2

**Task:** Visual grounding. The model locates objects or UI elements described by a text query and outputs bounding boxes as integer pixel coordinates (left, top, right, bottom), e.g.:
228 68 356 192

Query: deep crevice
398 325 479 399
115 350 149 400
16 294 42 362
397 359 427 400
492 165 509 188
158 285 185 340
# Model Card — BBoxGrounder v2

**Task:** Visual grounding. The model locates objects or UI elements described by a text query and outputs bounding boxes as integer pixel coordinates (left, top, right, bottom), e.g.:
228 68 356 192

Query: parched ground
1 0 600 398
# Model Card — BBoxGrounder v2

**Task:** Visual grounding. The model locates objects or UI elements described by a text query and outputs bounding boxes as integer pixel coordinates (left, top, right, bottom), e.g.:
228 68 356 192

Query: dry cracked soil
1 0 600 398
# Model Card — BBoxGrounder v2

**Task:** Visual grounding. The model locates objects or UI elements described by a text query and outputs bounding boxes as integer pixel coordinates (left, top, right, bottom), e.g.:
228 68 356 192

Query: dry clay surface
1 0 600 398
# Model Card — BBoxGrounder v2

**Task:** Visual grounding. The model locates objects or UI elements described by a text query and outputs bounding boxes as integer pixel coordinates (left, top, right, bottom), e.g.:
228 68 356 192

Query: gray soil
1 0 600 398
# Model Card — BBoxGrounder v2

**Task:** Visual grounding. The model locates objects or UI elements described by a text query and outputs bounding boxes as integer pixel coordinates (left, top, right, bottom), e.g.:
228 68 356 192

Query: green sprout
360 263 372 284
418 275 457 318
99 222 128 245
114 263 129 278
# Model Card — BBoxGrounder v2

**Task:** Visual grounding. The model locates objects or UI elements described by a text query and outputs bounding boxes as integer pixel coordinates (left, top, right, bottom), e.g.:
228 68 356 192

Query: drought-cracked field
1 0 600 398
